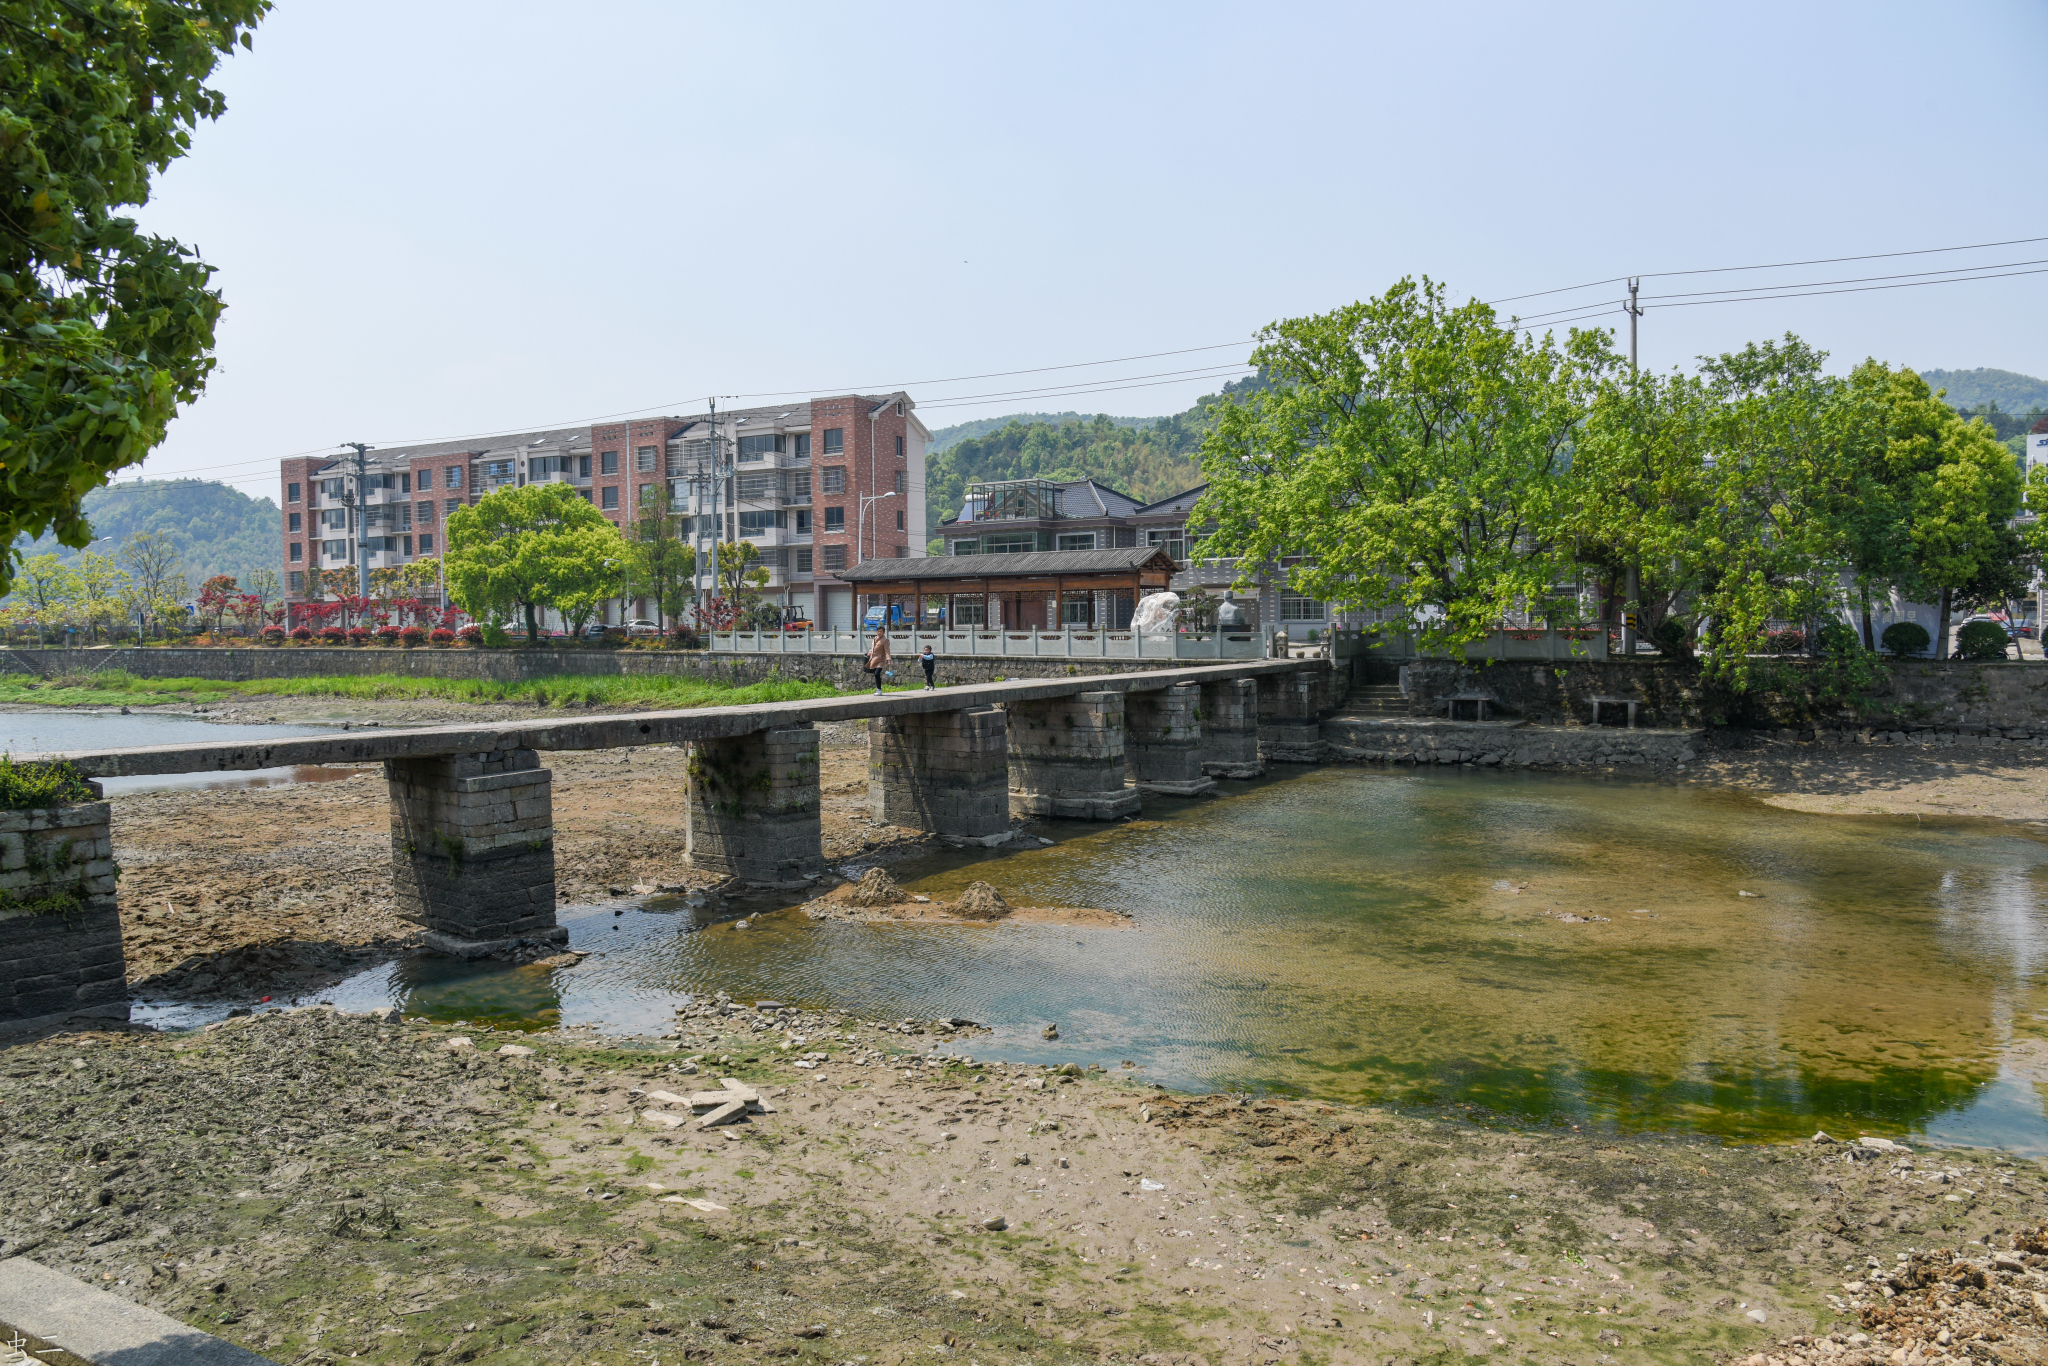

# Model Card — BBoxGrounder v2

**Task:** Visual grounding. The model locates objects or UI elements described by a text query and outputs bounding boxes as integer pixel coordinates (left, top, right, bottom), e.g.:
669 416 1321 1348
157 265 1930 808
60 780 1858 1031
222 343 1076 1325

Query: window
1061 594 1093 625
288 571 304 592
323 478 345 499
823 506 845 531
417 500 434 523
635 446 657 473
323 540 347 559
793 548 812 574
1148 528 1187 560
736 471 777 500
322 509 347 529
418 534 434 553
739 510 782 533
793 433 811 459
401 535 413 556
288 512 301 532
895 510 905 530
893 544 906 558
601 450 619 475
894 470 906 495
952 594 985 624
950 538 977 555
399 473 411 493
578 455 591 479
582 489 594 503
485 459 515 485
416 468 431 490
822 545 847 570
287 482 300 502
822 428 844 454
1278 593 1325 621
789 472 810 502
737 434 783 459
638 484 653 507
895 435 904 458
757 548 786 568
445 498 461 516
986 533 1038 554
1056 532 1096 551
795 509 812 533
446 465 462 489
602 486 619 510
289 542 302 561
821 466 846 494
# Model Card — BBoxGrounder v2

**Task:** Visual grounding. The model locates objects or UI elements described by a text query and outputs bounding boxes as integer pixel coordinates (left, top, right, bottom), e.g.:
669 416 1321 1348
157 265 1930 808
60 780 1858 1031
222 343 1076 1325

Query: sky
132 0 2048 501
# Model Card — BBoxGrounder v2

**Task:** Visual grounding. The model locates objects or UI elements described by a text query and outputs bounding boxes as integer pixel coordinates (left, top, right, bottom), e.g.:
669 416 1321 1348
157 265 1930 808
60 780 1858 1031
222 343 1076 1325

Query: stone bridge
14 662 1336 1017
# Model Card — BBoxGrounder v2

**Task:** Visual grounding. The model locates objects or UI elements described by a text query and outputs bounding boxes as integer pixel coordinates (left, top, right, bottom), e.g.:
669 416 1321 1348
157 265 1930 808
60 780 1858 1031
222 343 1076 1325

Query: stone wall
1320 717 1701 770
0 646 1236 693
0 799 125 1029
1378 656 2048 734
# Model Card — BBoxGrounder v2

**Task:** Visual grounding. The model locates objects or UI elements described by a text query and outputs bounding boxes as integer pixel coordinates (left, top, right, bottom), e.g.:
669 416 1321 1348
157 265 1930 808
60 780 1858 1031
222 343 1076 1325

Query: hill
15 480 280 591
1919 368 2048 413
923 375 1269 539
927 412 1154 455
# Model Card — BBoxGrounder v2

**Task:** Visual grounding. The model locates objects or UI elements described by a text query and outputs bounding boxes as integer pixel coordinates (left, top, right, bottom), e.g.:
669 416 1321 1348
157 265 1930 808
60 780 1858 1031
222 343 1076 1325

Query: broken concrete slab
698 1098 749 1128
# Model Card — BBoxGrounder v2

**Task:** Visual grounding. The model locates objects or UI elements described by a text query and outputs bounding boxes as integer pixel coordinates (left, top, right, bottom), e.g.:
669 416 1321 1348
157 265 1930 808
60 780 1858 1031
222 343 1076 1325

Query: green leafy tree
1902 412 2023 652
1 1 271 595
12 550 76 641
626 486 696 629
1194 277 1617 653
444 483 625 643
714 539 766 602
70 549 125 640
117 528 186 636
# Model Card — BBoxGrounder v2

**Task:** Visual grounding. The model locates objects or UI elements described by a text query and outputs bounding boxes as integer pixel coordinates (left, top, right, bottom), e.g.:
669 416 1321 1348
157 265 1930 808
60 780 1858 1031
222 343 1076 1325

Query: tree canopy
445 483 626 642
0 0 271 597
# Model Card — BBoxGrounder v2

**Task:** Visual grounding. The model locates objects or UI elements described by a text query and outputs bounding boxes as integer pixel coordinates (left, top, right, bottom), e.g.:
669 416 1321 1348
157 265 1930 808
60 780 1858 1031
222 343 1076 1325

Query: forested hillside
927 412 1152 455
923 375 1266 537
1921 368 2048 413
16 480 279 589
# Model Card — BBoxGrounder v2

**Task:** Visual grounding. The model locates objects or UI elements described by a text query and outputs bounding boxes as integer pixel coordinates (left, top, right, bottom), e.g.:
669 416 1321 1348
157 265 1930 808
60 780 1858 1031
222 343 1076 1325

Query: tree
445 483 626 642
0 0 272 597
626 487 696 628
1903 411 2024 652
244 566 280 616
13 551 76 642
369 558 440 599
118 529 186 635
714 539 766 603
552 525 626 637
196 573 238 632
70 550 125 641
1194 277 1617 653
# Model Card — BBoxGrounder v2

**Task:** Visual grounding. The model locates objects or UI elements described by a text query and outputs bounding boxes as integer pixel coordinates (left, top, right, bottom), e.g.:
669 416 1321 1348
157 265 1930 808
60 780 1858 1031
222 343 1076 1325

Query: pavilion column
686 724 824 887
868 706 1012 844
387 748 565 959
1005 690 1141 820
1198 677 1264 778
1125 682 1216 796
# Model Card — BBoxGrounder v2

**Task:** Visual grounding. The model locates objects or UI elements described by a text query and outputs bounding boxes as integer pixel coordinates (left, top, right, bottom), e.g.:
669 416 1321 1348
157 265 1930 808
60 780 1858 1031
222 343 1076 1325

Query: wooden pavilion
833 546 1179 630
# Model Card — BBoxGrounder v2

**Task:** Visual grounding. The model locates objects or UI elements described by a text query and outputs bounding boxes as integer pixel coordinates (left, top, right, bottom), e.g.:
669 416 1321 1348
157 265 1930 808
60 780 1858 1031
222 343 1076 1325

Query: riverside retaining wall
0 646 1210 693
1320 717 1701 770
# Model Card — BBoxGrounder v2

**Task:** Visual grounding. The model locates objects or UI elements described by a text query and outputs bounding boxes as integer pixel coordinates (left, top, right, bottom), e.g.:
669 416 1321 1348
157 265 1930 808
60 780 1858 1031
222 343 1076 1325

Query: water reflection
185 767 2048 1152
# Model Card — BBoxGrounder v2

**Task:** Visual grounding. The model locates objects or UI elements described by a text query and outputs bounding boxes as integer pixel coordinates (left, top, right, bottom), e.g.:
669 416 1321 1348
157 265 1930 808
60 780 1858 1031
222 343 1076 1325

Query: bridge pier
869 706 1012 844
387 749 565 959
1199 678 1264 778
1126 682 1216 796
0 797 126 1032
1005 690 1141 820
686 724 824 886
1257 673 1325 764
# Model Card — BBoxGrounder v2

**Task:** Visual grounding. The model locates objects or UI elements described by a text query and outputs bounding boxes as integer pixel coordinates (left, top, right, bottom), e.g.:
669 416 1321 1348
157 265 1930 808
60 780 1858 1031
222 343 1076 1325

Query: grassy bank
0 669 847 711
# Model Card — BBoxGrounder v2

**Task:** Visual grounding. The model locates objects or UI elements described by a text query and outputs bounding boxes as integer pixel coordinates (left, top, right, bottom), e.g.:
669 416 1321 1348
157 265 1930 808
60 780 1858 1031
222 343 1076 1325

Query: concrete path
0 1256 278 1364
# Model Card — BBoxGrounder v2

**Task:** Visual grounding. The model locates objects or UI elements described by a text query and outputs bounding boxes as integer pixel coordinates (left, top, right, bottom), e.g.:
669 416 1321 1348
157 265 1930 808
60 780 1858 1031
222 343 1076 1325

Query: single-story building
832 546 1182 629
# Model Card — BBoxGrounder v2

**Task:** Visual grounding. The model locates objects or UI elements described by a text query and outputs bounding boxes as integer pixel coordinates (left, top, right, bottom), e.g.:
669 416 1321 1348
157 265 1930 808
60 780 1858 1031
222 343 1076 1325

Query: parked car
624 619 663 637
580 622 617 640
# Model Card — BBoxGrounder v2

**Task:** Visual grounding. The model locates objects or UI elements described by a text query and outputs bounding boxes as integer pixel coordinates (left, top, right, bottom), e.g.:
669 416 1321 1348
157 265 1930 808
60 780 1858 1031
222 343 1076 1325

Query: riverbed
200 763 2048 1154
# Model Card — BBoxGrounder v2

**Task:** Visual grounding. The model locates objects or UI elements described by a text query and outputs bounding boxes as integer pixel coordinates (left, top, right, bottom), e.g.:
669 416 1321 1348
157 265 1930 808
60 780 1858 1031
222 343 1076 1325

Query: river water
0 711 337 794
221 765 2048 1153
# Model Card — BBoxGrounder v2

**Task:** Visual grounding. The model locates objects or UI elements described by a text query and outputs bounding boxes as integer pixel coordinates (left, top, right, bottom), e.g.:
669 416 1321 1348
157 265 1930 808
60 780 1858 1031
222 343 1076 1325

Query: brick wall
279 456 326 598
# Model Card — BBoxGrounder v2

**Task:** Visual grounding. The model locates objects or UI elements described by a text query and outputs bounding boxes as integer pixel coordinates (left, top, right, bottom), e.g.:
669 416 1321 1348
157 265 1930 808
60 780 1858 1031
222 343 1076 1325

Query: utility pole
342 442 374 603
1619 279 1644 656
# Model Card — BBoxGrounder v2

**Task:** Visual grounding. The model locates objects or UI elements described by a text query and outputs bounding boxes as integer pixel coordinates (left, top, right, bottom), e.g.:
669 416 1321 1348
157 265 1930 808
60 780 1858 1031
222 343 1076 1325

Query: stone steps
1339 684 1408 716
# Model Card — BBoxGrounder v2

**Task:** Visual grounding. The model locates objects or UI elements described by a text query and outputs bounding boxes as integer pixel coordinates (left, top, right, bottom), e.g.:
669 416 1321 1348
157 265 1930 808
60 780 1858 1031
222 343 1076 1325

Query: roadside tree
445 483 626 642
627 487 696 629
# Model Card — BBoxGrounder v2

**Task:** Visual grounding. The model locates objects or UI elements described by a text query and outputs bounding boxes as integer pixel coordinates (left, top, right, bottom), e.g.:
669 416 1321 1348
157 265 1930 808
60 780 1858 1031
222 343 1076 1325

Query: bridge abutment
1005 690 1141 820
868 707 1012 844
0 798 125 1032
686 725 824 886
387 749 564 959
1126 682 1216 796
1199 678 1264 778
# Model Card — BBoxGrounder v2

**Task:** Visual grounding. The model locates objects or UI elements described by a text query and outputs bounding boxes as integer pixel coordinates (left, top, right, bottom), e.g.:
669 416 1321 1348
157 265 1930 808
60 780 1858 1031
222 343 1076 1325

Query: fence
708 626 1264 661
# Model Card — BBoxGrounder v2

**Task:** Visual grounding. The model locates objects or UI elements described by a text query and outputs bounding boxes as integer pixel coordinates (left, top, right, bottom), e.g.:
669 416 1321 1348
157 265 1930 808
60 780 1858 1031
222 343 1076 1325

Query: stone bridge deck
3 661 1339 1031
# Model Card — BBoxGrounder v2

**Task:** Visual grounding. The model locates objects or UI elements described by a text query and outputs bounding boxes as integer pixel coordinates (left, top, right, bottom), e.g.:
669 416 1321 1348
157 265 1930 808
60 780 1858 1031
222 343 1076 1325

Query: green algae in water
342 767 2048 1150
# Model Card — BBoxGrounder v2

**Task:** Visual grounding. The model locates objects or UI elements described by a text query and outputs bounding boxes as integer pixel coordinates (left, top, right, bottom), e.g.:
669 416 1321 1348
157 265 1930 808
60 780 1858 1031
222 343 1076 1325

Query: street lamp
858 491 897 565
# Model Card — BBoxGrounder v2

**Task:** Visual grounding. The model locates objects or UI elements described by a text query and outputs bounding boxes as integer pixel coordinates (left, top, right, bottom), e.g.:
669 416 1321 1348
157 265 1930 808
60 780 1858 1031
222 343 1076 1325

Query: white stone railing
707 627 1264 660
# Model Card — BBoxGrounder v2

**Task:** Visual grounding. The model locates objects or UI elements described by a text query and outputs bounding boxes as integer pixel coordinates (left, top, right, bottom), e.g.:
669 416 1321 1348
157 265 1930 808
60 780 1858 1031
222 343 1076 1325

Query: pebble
496 1044 533 1057
444 1036 474 1051
980 1215 1008 1232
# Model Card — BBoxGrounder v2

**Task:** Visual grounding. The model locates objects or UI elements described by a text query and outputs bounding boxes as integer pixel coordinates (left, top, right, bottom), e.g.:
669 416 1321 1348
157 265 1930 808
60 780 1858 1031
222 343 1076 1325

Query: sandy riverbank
4 1006 2045 1366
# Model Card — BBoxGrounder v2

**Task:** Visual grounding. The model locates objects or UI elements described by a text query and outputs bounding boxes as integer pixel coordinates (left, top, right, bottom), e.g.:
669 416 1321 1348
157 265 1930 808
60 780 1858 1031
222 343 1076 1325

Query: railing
707 627 1264 660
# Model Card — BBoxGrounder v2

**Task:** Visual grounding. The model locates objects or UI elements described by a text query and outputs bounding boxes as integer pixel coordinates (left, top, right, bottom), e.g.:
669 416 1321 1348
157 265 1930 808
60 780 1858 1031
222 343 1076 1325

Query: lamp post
858 491 897 564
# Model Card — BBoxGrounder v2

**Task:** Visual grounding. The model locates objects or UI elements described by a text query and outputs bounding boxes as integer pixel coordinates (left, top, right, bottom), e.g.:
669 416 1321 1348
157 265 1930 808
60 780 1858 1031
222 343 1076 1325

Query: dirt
109 715 945 1003
6 1007 2048 1366
1669 733 2048 825
800 873 1130 928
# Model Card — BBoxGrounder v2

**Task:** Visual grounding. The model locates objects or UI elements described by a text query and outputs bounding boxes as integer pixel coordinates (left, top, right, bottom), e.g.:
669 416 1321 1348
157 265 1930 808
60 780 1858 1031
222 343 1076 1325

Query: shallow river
191 765 2048 1153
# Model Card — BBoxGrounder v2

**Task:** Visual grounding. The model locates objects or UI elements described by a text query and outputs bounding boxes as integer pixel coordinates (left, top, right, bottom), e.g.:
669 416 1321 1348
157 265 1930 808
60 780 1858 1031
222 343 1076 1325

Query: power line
1637 256 2048 303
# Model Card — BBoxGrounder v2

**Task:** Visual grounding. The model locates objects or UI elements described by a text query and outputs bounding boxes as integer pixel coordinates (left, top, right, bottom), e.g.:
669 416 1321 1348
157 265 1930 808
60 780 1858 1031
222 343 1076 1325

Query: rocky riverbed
5 1006 2048 1365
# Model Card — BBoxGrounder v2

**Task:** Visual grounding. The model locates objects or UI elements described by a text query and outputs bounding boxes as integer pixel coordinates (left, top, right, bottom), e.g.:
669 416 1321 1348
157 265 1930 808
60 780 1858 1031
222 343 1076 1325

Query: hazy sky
134 0 2048 500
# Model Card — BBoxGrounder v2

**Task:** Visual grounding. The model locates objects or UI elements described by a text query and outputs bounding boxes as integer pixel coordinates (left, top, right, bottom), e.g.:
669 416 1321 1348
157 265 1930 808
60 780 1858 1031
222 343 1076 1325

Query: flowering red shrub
457 624 483 643
318 626 345 644
375 625 403 643
400 625 426 645
429 627 456 644
261 626 286 643
290 626 312 642
346 626 370 644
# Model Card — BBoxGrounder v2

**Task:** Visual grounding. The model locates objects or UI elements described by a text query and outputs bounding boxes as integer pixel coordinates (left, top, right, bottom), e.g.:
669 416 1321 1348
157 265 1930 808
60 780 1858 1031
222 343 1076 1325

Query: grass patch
0 669 846 712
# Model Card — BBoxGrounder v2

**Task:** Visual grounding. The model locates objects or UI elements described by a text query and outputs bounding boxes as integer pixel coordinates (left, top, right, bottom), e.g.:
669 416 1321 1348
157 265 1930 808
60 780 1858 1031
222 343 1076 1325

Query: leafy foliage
1880 620 1930 657
444 483 626 643
0 755 95 810
1955 619 2012 661
1918 368 2048 414
12 478 279 588
0 0 272 597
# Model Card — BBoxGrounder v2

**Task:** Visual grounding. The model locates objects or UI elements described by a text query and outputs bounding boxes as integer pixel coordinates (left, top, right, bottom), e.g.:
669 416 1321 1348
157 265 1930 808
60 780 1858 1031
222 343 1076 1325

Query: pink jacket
865 633 891 669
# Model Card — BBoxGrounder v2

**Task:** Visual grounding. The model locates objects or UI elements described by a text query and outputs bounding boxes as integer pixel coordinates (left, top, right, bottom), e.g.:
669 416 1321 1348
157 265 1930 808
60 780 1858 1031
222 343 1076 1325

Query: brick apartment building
279 393 929 629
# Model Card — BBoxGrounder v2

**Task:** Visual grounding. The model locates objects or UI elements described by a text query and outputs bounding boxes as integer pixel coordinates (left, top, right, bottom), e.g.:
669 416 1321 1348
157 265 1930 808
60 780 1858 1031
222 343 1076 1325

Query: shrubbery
401 625 427 645
1956 620 2012 661
318 626 344 644
1880 621 1931 658
0 756 97 810
429 627 456 644
1763 628 1806 654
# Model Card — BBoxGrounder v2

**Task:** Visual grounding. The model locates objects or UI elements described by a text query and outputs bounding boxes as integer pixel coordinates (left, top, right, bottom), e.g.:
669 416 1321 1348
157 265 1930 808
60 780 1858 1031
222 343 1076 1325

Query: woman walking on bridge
866 626 891 695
